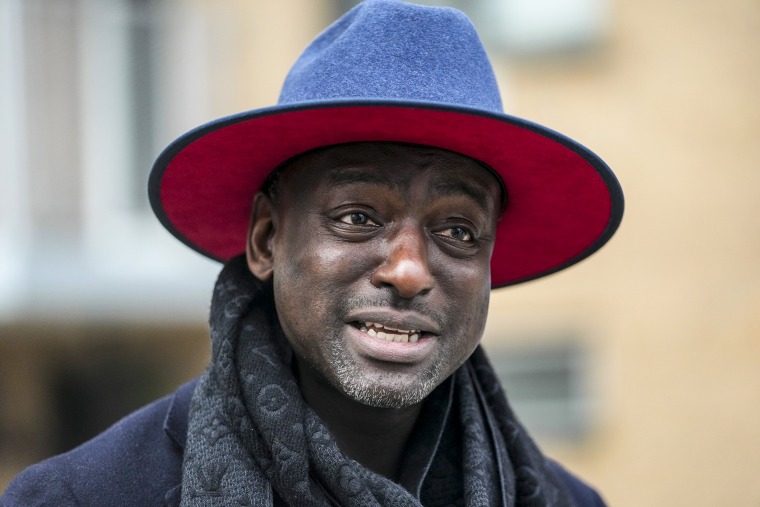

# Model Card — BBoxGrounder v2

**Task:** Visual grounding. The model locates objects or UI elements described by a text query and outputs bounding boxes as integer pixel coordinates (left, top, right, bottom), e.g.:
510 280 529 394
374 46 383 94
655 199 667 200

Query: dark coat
1 379 606 507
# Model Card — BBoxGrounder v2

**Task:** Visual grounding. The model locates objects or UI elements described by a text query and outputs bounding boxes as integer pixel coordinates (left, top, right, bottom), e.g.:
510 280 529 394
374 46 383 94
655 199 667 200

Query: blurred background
1 0 758 504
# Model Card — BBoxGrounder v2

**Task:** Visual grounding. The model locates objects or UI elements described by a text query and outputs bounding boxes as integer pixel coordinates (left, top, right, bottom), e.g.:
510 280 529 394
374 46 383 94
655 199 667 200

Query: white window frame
0 0 30 318
75 0 219 319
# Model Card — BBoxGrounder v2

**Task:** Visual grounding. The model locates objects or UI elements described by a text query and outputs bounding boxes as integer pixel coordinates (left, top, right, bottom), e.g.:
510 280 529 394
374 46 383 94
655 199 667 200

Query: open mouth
350 321 425 343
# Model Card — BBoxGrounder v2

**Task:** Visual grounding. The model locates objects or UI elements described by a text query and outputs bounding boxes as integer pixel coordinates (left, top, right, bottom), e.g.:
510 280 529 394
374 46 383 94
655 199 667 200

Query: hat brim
149 100 623 288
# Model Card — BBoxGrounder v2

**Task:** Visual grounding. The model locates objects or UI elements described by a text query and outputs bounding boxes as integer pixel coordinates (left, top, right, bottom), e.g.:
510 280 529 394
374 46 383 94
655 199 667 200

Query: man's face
253 143 502 408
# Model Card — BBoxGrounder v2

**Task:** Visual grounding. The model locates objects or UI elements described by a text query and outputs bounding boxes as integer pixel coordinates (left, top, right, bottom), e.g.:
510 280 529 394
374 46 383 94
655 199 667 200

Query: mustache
338 293 447 328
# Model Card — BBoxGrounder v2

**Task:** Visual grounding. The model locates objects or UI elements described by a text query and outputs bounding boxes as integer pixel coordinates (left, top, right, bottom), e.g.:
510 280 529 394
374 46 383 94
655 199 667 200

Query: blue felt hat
149 0 624 287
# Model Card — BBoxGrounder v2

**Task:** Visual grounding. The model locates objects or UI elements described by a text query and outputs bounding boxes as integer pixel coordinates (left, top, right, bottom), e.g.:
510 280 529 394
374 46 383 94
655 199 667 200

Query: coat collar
163 378 198 450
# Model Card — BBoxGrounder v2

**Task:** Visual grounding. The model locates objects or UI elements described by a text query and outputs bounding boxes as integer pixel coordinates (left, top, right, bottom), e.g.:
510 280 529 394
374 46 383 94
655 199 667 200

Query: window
335 0 609 56
488 340 594 441
1 0 219 321
0 0 29 317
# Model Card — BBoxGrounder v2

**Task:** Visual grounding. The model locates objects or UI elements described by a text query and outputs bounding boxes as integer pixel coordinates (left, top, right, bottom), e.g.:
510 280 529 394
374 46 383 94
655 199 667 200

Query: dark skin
246 143 502 481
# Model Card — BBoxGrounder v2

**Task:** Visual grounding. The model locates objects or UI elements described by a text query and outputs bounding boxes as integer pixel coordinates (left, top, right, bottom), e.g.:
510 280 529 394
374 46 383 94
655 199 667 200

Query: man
2 1 623 505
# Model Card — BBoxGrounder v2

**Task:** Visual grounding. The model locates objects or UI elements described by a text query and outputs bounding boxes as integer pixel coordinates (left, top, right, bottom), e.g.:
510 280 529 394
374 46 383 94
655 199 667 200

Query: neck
296 361 422 481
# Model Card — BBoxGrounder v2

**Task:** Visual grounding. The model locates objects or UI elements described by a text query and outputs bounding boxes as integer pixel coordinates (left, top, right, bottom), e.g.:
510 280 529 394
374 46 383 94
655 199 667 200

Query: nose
370 226 434 298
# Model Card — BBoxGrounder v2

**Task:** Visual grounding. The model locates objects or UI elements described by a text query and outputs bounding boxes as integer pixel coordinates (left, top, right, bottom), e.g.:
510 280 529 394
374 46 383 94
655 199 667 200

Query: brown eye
339 212 376 226
439 226 474 242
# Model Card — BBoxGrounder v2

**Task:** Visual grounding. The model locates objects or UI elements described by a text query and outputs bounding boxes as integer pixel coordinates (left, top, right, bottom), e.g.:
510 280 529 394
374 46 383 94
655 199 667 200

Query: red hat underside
158 106 614 287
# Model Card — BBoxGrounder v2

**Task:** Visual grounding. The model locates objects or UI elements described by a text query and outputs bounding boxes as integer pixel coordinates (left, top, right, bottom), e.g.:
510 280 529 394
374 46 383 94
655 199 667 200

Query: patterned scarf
180 256 577 506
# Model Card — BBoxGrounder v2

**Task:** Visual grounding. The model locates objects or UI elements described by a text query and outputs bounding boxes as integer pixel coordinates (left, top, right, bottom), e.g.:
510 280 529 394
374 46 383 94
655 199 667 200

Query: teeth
362 322 418 333
359 321 422 342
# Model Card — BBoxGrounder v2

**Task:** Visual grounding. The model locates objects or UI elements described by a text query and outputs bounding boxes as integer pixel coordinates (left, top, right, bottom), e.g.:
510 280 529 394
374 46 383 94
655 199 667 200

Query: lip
344 309 440 364
346 324 437 364
345 309 441 336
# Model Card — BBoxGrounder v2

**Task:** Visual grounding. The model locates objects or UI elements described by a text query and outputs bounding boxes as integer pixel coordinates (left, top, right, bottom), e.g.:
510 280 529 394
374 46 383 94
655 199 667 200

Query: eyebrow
326 166 495 213
432 181 493 214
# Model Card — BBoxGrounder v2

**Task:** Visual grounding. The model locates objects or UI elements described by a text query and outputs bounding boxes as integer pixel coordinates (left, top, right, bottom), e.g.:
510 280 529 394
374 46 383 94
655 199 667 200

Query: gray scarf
180 256 576 506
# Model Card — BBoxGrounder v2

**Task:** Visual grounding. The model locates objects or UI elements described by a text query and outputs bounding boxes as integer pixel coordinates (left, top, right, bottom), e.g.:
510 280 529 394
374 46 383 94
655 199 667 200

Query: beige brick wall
485 0 760 504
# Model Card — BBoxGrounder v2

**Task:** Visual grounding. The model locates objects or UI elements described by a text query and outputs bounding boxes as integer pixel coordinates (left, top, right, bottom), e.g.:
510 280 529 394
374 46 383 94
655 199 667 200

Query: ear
246 192 277 281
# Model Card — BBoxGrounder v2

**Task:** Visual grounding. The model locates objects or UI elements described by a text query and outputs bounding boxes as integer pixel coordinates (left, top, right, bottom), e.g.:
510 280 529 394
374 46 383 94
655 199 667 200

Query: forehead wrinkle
324 166 403 192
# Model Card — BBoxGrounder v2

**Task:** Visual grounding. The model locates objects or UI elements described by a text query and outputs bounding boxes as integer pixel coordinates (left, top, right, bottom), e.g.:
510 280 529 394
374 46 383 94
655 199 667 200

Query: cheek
472 283 491 337
271 233 371 338
272 251 327 336
457 280 490 337
455 287 490 370
437 256 492 349
277 238 360 294
434 249 492 306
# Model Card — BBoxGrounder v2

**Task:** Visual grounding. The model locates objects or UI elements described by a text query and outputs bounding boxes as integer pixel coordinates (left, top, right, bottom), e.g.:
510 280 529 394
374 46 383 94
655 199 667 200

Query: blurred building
1 0 758 505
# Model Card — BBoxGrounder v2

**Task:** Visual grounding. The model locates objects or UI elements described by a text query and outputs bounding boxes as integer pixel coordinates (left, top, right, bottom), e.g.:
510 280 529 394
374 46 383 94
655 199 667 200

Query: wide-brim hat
149 0 624 288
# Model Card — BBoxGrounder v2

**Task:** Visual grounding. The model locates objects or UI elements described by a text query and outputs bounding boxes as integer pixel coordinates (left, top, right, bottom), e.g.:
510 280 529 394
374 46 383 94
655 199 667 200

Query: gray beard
320 294 453 408
325 341 445 409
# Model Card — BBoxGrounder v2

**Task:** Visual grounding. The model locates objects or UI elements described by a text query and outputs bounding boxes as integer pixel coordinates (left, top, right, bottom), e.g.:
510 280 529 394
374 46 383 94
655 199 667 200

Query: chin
335 368 444 409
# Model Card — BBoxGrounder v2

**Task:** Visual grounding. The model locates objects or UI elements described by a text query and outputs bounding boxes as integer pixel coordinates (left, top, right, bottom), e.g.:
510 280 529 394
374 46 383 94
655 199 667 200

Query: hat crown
279 0 503 113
